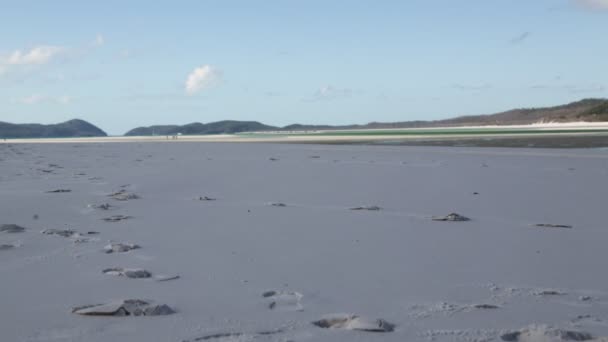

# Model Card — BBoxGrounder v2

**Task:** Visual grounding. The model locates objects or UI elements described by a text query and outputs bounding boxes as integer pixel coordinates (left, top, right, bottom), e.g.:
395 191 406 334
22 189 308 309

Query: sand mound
312 314 395 332
72 299 175 316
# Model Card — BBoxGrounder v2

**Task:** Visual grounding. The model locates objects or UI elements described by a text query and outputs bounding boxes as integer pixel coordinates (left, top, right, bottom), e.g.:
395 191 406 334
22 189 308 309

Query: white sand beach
2 142 608 341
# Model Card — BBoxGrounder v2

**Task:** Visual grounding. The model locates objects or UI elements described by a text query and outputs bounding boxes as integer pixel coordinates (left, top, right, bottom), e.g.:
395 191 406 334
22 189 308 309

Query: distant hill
283 99 608 131
0 119 107 138
433 98 608 126
125 120 277 136
124 98 608 136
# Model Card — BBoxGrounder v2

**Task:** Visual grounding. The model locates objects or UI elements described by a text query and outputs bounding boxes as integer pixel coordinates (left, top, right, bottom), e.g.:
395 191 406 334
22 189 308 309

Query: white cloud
0 45 65 76
4 46 64 65
575 0 608 9
92 34 105 47
185 65 222 95
17 94 72 105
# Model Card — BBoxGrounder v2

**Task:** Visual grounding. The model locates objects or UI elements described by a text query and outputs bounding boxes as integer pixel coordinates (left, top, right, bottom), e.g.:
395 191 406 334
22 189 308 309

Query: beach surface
2 142 608 341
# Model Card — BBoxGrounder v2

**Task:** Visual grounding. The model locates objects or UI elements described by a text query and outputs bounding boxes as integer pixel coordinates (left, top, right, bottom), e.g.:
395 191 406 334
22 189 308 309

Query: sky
1 0 607 135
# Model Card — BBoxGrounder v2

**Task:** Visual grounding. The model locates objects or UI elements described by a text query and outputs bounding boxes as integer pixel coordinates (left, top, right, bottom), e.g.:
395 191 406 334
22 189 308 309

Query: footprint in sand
267 202 287 207
156 275 180 282
104 243 140 254
102 267 179 281
1 224 26 233
197 196 216 201
499 325 603 341
42 229 98 243
102 215 132 222
183 329 284 342
533 223 573 229
88 203 114 210
472 303 500 309
409 301 500 318
350 205 381 211
102 267 152 279
312 314 395 332
419 328 496 341
41 229 79 238
432 213 471 222
262 290 303 311
0 243 17 250
108 190 140 201
72 299 175 316
534 289 567 297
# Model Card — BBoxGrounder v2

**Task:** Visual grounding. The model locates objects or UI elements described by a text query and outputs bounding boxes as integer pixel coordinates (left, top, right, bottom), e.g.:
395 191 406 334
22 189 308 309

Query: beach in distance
2 141 608 341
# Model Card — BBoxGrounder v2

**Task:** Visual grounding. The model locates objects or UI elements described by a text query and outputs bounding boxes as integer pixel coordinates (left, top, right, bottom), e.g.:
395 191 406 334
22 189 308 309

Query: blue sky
1 0 607 135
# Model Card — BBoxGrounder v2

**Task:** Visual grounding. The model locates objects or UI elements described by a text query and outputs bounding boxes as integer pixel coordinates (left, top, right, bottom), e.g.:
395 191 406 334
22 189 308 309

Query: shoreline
2 130 608 148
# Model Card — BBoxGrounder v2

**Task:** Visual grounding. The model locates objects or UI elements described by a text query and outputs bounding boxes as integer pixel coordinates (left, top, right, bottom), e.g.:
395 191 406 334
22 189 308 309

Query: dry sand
1 142 608 341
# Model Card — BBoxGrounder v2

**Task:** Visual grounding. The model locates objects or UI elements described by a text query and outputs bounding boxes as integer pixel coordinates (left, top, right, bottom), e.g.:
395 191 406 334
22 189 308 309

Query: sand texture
1 142 608 341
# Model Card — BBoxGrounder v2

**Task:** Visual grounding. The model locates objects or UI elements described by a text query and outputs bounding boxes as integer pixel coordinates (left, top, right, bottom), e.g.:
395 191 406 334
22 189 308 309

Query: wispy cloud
118 49 131 59
574 0 608 10
449 83 492 91
264 91 283 97
16 94 72 105
305 85 353 102
185 65 222 95
1 34 103 78
510 31 531 44
92 33 105 47
530 83 605 93
2 46 65 66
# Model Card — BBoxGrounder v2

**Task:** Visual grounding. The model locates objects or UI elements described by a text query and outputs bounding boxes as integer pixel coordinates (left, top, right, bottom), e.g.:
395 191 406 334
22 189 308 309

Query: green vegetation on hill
0 119 107 138
124 120 277 136
149 98 606 136
2 99 607 139
577 101 608 121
